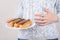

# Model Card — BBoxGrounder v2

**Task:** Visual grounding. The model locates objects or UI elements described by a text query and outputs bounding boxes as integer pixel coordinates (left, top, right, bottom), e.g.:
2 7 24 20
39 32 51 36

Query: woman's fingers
36 22 48 26
35 14 45 17
35 18 47 26
34 14 47 26
34 17 46 21
35 20 47 24
34 16 48 26
34 15 47 21
7 18 15 23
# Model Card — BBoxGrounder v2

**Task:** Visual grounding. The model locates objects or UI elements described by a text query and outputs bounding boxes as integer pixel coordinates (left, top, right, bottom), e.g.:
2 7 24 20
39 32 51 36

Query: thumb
44 8 51 14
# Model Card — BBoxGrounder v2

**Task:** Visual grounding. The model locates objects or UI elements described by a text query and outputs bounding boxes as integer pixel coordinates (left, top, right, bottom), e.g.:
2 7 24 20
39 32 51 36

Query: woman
7 0 60 40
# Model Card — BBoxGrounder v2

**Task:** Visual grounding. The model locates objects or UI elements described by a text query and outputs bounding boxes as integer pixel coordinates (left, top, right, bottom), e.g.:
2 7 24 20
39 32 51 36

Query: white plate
5 23 36 29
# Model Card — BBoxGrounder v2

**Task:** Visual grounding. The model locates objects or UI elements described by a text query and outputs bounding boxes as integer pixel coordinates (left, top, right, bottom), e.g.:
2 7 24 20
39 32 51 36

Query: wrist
52 14 58 23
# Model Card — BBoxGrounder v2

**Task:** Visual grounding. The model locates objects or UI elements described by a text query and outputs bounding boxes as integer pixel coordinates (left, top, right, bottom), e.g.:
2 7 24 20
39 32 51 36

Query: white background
0 0 60 40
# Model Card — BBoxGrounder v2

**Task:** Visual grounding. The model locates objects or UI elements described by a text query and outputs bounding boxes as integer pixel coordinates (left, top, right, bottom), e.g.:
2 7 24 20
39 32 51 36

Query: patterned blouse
14 0 60 40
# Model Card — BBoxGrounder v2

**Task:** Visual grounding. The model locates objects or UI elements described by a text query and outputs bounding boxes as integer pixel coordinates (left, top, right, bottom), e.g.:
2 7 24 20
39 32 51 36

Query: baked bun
14 19 24 28
9 18 22 27
19 20 32 29
8 18 32 29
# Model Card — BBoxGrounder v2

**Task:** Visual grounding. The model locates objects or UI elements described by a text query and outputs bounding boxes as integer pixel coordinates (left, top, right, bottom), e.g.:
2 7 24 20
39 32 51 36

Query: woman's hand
34 8 58 26
6 18 15 23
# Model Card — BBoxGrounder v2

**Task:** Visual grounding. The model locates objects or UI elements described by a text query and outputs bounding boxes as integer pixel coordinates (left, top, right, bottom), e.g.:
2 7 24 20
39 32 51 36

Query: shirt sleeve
56 0 60 21
13 0 23 18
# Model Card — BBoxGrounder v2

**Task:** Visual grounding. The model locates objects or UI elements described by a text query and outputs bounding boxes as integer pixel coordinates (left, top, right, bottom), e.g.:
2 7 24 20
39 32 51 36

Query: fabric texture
16 0 60 40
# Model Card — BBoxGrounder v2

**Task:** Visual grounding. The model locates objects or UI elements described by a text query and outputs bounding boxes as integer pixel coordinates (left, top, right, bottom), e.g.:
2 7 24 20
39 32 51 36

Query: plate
5 23 36 29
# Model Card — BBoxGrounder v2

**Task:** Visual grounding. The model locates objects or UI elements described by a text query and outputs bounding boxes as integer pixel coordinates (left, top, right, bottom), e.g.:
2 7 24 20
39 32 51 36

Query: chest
22 0 57 19
22 0 56 8
22 0 57 14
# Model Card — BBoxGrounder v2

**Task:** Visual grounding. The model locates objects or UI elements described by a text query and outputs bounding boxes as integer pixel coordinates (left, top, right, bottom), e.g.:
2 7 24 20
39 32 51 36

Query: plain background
0 0 60 40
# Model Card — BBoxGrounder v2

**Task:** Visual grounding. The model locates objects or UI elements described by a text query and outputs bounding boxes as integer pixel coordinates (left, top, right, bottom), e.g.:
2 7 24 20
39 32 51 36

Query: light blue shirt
14 0 60 40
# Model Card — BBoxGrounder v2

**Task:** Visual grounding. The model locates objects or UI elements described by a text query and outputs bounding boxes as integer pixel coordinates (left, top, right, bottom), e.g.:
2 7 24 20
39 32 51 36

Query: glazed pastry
9 18 22 27
8 18 21 23
14 19 24 27
19 20 32 29
8 18 32 29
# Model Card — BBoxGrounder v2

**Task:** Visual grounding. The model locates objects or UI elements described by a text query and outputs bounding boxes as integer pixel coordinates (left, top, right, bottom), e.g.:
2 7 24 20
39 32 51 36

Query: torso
18 0 59 39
